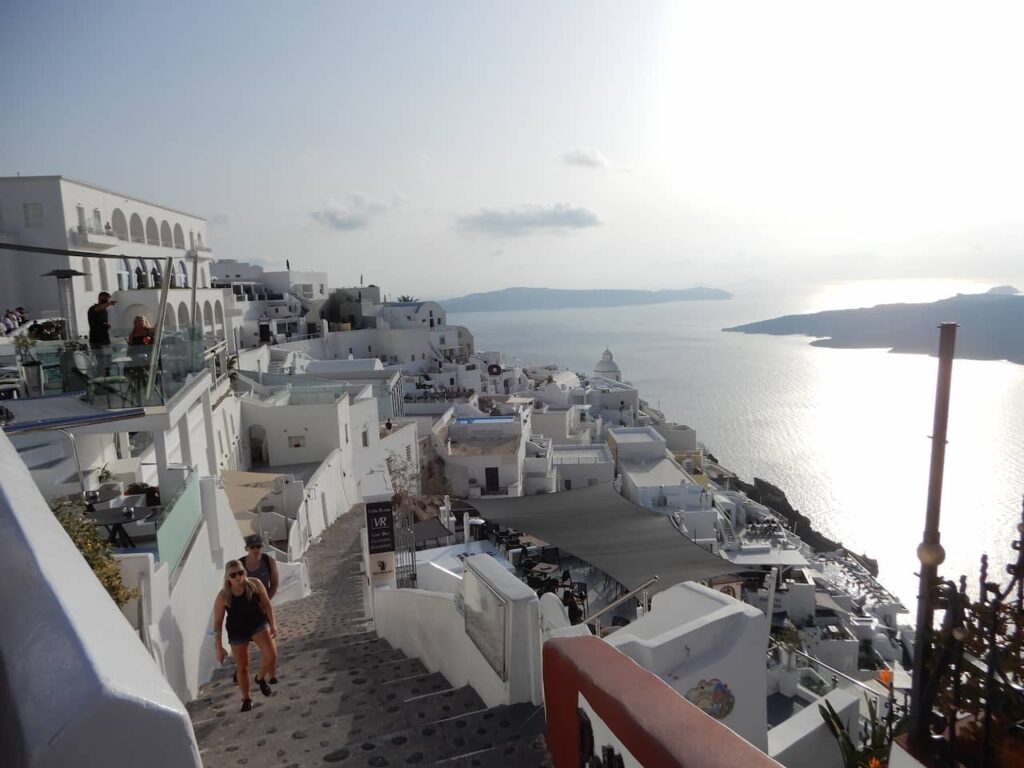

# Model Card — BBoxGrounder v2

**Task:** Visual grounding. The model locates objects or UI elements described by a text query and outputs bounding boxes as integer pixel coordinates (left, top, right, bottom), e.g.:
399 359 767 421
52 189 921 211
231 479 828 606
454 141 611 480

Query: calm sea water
450 279 1024 614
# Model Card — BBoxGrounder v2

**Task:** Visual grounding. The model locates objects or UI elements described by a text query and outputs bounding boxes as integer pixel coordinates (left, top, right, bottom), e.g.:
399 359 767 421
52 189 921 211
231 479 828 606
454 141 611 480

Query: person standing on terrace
213 560 278 712
87 291 115 375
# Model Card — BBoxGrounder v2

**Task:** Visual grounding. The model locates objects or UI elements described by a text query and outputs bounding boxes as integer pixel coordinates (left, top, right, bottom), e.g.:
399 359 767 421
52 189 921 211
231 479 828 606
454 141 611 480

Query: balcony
0 325 226 430
69 225 124 250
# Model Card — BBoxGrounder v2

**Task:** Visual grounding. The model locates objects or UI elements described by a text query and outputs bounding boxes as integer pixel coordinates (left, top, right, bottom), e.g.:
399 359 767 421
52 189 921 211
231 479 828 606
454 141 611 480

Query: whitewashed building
0 175 226 342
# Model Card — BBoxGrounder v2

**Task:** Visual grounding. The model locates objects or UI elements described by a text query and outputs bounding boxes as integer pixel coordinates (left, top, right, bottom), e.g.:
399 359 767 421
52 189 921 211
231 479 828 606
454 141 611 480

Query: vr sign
366 501 396 555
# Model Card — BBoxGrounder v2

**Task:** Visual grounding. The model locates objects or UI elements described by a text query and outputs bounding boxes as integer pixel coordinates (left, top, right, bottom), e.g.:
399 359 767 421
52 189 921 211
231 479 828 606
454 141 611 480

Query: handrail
544 636 782 768
588 575 658 633
770 640 891 706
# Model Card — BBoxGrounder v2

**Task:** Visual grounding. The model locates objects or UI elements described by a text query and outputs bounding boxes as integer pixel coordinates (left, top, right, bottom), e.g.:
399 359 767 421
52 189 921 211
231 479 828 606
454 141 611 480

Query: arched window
214 300 225 340
172 223 185 249
145 217 159 245
160 220 172 247
135 266 146 289
111 209 128 240
151 267 162 288
177 261 189 288
163 303 176 331
129 213 144 243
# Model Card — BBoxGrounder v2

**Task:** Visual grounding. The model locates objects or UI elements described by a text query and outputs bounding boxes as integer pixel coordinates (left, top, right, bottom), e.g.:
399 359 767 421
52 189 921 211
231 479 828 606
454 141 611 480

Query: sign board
370 552 395 577
366 501 396 554
462 563 508 681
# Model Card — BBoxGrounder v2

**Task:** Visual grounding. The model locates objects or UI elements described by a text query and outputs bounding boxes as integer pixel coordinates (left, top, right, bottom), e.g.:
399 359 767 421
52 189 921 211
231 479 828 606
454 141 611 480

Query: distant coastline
723 287 1024 365
442 286 732 313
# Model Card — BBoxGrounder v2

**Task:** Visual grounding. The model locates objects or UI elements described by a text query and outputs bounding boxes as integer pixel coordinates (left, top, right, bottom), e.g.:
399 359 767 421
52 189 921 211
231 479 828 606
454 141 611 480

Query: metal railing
588 575 658 636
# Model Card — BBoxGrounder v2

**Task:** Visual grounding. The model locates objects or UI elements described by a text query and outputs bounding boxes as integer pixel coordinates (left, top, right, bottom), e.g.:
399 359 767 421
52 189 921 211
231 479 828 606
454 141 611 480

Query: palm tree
396 294 418 303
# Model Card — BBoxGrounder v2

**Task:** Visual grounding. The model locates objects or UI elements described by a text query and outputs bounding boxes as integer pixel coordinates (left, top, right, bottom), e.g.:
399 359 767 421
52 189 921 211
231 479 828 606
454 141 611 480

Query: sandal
240 698 253 712
255 676 272 697
269 676 278 685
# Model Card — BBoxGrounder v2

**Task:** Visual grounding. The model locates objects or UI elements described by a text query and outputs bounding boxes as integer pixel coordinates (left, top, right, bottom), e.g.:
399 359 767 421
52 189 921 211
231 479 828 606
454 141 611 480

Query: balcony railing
151 470 202 583
3 324 221 420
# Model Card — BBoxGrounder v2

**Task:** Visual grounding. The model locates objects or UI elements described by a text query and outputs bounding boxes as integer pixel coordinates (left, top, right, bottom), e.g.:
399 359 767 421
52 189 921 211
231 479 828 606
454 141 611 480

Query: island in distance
441 286 732 313
723 286 1024 364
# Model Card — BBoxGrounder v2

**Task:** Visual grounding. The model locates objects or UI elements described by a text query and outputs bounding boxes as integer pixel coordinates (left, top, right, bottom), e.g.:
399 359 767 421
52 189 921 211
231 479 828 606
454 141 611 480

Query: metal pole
58 428 86 500
189 250 200 372
908 322 957 745
146 257 174 399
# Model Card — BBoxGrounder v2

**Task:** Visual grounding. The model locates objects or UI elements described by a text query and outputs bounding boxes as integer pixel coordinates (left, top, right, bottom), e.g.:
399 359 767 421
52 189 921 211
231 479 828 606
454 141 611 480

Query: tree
396 295 418 303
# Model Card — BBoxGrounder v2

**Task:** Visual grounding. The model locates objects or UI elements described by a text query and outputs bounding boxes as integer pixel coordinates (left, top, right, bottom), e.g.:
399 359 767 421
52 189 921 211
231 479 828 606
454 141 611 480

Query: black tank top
225 584 266 635
241 553 272 593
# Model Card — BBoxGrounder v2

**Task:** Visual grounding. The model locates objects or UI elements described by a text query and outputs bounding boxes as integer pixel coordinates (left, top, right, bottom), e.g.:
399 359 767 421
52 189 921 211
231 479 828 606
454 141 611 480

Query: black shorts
228 622 269 646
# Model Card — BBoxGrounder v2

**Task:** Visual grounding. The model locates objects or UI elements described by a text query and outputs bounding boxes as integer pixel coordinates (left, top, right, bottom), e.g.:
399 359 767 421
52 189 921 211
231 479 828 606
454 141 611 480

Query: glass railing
17 323 217 410
152 470 201 580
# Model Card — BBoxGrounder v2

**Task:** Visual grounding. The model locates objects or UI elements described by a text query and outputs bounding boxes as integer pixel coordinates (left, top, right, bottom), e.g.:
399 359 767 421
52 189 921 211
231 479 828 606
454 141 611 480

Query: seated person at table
562 590 583 625
127 315 154 357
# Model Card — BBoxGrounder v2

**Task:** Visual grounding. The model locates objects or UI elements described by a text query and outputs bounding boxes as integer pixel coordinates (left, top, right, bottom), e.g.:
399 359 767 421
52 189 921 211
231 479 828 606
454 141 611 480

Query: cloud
562 146 610 168
457 203 601 237
310 194 391 231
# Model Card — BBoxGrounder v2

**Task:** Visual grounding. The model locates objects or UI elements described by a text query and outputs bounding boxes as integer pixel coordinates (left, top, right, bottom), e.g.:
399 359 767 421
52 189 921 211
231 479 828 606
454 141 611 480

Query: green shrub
50 497 139 607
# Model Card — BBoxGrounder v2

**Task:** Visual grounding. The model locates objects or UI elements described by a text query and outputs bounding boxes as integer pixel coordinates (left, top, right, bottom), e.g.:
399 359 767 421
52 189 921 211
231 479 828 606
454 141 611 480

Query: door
485 467 499 494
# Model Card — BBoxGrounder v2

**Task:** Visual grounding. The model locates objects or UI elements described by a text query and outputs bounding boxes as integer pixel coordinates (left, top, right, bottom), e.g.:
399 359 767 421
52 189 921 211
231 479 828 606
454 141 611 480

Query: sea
450 279 1024 617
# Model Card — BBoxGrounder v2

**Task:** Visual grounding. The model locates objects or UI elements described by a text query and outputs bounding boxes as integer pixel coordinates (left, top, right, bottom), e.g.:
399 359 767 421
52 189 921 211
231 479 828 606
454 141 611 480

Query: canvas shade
466 483 740 595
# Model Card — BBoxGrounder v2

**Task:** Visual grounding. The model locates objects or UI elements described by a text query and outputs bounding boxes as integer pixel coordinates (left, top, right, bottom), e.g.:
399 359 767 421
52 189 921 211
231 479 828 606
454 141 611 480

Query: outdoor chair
73 351 127 408
541 546 561 567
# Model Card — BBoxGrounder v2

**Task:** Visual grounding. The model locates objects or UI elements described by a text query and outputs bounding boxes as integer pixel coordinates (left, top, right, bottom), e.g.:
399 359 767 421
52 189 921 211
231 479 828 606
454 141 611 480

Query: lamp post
908 322 958 745
41 268 88 339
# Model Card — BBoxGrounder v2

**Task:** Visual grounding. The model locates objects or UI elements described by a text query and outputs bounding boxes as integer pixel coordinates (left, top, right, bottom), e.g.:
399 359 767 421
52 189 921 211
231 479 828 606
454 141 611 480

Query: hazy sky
3 1 1023 298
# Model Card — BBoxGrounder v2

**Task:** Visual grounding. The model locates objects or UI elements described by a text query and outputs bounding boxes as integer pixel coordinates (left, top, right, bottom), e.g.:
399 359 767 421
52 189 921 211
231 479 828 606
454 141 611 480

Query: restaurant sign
366 501 396 554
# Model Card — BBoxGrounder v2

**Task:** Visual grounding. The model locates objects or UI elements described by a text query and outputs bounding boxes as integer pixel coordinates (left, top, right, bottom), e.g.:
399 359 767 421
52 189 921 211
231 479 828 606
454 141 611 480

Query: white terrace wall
373 555 542 708
606 583 769 751
0 431 201 767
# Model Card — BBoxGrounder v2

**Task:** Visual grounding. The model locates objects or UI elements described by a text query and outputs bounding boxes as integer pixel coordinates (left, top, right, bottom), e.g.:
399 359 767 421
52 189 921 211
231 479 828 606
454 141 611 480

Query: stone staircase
187 510 551 767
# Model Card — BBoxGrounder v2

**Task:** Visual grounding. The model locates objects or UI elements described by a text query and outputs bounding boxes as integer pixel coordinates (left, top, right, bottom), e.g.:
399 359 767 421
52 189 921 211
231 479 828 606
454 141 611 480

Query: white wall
607 583 769 751
767 689 858 768
241 396 346 466
0 430 201 767
373 554 542 708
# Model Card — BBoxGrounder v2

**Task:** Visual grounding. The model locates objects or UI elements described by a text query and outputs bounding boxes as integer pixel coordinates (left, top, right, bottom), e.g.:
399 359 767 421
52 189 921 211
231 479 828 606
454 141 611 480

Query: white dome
593 348 620 374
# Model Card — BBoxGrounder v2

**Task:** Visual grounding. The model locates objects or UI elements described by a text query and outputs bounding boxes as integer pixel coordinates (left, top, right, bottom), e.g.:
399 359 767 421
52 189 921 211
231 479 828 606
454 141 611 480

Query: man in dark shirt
87 292 116 375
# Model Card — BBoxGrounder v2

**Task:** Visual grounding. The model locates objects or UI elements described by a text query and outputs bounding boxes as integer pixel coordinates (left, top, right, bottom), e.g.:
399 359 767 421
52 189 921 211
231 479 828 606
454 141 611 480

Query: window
405 445 412 462
23 203 43 228
450 378 455 385
289 435 306 448
564 479 572 491
361 427 369 448
345 424 349 444
367 345 372 353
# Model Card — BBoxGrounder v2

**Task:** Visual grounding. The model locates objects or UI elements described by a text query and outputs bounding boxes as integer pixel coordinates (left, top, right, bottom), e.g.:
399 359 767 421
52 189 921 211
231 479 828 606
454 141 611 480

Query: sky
2 1 1024 299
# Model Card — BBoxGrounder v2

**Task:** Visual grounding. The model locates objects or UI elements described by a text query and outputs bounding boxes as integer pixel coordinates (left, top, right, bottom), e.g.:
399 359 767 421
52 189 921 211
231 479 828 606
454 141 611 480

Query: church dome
593 348 621 377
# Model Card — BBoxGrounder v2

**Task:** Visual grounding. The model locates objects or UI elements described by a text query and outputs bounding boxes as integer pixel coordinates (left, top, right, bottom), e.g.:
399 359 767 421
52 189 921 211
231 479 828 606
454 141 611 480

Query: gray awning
414 516 453 545
466 483 740 595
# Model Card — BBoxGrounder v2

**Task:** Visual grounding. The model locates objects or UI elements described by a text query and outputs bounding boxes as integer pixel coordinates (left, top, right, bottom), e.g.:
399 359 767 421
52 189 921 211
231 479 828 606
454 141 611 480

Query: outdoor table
530 562 560 577
518 534 548 548
84 486 132 506
86 505 152 548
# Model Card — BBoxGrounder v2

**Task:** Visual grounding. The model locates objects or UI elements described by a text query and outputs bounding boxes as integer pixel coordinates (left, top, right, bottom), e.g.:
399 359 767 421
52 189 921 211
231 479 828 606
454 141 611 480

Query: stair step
318 708 549 768
403 684 487 726
435 703 545 756
433 737 553 768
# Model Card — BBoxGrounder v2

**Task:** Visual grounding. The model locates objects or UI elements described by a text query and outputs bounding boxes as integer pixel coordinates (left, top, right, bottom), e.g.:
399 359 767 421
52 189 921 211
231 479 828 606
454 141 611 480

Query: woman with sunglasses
213 560 278 712
240 534 279 682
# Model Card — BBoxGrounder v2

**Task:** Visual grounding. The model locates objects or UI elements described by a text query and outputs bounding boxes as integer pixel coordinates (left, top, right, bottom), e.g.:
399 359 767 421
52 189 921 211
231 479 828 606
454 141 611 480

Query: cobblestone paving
189 508 551 767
